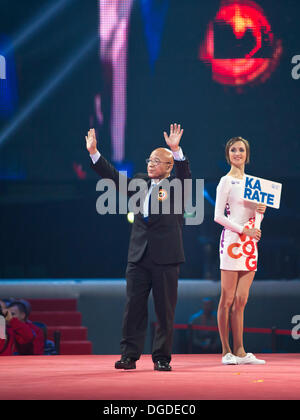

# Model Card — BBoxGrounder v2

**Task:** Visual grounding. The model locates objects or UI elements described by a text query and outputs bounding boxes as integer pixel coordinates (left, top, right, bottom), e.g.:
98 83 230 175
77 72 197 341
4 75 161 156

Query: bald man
86 124 191 371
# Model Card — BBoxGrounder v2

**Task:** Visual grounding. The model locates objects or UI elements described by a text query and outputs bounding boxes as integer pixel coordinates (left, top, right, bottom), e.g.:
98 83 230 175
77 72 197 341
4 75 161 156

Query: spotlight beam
204 189 216 206
0 36 98 147
4 0 74 55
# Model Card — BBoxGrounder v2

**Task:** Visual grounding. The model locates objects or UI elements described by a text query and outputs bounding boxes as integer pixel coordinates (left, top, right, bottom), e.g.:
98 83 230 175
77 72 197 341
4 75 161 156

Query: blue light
0 35 18 116
0 0 75 119
204 189 216 206
141 0 169 72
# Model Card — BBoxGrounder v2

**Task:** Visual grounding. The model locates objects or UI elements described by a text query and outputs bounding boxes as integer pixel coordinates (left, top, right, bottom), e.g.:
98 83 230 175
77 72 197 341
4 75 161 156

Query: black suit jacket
91 154 192 264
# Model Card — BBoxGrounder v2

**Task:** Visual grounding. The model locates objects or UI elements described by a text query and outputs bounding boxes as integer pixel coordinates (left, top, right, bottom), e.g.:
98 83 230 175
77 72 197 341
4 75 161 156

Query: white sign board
242 175 282 209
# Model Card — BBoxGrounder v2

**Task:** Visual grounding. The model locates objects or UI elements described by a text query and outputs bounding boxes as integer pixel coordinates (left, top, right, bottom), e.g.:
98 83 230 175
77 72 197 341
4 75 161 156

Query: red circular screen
199 0 282 89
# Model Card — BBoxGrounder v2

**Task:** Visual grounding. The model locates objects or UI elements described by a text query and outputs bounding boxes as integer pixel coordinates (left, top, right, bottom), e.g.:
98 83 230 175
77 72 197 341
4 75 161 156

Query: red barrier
151 323 293 353
172 323 292 336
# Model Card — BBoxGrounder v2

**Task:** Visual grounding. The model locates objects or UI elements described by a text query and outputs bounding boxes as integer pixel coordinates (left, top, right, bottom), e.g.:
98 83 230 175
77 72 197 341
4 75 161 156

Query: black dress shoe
154 360 172 371
115 356 136 370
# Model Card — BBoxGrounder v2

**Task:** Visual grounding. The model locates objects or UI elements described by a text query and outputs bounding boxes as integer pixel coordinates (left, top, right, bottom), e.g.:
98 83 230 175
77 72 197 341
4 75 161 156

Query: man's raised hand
163 123 184 152
85 128 98 155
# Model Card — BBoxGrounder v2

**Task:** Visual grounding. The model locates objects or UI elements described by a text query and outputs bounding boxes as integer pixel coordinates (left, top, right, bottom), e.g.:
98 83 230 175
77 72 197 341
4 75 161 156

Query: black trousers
120 246 180 363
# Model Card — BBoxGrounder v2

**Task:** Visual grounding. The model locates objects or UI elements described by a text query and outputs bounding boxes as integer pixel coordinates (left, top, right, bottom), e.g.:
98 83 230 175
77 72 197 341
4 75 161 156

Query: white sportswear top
214 175 260 271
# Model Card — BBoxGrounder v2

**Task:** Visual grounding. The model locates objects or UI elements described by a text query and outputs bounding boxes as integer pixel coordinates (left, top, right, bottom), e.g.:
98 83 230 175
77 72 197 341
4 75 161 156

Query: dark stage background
0 0 299 280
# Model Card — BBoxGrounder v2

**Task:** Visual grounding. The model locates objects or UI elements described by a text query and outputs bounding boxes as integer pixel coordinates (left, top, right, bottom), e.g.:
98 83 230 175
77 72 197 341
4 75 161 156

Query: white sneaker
235 353 266 365
222 353 237 365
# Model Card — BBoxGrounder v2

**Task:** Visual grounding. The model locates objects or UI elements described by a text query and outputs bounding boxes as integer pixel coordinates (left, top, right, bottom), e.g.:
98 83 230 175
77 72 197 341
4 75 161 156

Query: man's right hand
85 128 98 155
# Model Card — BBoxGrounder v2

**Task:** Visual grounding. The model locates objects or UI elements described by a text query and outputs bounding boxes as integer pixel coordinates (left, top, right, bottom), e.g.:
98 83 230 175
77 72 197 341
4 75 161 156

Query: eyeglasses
146 158 171 166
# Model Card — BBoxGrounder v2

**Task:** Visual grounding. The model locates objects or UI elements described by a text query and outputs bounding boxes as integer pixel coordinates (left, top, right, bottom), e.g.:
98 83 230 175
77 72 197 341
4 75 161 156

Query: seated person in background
0 298 14 308
7 300 44 355
188 298 221 354
0 300 34 356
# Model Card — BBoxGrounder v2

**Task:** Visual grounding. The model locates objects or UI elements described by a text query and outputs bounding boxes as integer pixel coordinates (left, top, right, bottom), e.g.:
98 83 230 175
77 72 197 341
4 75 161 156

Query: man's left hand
163 123 184 152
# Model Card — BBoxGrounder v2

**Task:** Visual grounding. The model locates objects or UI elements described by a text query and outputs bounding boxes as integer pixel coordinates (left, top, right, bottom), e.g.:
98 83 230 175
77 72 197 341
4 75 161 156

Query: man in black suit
85 124 191 371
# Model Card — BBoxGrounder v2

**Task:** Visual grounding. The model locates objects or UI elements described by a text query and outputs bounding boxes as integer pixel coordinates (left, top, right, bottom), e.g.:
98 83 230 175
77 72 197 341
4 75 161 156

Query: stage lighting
199 0 282 89
4 0 73 56
0 36 97 147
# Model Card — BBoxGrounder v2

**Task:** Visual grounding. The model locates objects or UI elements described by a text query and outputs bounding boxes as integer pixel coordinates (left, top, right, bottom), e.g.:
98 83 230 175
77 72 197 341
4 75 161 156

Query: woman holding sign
214 137 266 365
